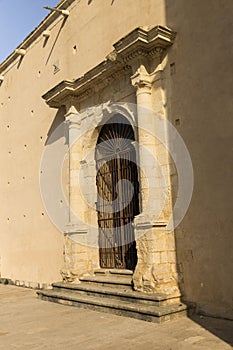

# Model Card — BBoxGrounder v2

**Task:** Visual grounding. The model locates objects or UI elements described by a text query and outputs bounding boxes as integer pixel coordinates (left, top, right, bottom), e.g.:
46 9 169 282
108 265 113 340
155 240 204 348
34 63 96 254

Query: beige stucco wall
164 0 233 319
0 0 165 285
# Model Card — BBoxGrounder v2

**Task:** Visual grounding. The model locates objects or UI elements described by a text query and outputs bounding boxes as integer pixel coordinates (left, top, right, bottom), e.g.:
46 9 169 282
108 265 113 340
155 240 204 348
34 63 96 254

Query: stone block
167 235 175 250
168 251 176 263
73 252 88 261
153 263 170 276
147 252 160 264
154 238 166 251
70 241 87 254
160 252 168 263
170 263 178 273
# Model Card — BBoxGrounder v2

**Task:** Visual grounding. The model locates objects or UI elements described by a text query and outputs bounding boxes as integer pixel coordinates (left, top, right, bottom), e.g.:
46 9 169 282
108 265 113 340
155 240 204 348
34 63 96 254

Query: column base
133 215 181 296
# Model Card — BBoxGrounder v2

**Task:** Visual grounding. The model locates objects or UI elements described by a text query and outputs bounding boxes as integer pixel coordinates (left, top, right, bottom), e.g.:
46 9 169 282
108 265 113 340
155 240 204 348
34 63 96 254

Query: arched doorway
95 115 139 270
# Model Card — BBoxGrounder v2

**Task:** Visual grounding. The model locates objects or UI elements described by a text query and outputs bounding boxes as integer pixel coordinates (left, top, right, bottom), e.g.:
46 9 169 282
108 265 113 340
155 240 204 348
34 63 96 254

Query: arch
85 102 138 150
95 114 139 270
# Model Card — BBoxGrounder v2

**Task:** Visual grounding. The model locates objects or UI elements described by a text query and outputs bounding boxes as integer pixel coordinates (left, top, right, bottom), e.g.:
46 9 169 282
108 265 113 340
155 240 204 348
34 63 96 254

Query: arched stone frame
62 102 142 280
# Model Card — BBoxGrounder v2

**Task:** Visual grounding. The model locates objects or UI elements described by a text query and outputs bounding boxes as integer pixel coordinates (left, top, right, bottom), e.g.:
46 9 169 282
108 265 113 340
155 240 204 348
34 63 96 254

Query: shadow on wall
46 16 68 65
45 107 67 146
165 0 233 346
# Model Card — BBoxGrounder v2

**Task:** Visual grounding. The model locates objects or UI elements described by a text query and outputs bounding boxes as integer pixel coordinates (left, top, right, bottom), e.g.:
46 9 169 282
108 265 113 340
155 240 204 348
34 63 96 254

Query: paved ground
0 284 232 350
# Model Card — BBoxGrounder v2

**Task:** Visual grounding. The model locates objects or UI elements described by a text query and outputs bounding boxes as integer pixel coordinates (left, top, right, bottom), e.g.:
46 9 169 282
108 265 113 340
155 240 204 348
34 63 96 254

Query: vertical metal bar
96 121 139 269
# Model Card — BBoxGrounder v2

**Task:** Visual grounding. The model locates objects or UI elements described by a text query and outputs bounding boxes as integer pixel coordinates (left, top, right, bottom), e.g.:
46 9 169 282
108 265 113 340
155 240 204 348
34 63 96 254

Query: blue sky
0 0 59 63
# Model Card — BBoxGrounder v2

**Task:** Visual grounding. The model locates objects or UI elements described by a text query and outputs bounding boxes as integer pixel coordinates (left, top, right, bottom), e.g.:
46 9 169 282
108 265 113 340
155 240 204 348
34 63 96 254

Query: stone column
60 102 89 282
131 63 180 297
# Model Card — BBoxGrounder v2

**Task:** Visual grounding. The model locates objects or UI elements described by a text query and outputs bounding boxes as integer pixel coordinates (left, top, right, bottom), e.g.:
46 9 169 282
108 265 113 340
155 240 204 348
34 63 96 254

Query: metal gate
96 116 139 270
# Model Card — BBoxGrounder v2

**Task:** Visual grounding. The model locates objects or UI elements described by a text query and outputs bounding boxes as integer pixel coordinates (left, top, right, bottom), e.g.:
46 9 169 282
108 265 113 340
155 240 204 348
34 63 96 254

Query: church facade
0 0 232 321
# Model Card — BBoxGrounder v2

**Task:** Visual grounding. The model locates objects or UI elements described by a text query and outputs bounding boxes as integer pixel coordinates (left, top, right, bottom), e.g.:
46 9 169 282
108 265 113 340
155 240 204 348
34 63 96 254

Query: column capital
131 65 152 95
64 98 80 119
64 104 81 127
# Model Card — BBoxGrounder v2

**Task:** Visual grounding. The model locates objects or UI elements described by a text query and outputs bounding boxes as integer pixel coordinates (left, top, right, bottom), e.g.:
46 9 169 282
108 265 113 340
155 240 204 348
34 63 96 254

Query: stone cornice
42 25 176 108
114 25 176 63
43 60 131 108
0 0 75 74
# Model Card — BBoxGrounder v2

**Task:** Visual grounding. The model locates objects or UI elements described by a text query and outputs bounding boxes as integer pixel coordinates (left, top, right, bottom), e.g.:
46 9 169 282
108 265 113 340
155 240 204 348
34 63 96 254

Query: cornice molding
134 221 167 230
43 60 130 108
114 25 176 63
43 25 176 108
133 213 168 230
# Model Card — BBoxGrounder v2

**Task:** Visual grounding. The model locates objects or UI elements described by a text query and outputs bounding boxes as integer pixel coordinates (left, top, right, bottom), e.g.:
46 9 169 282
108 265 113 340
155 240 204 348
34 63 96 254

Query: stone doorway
95 115 139 270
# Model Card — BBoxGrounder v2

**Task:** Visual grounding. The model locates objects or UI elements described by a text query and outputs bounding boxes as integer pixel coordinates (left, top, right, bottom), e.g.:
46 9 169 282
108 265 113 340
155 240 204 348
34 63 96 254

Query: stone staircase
37 269 188 323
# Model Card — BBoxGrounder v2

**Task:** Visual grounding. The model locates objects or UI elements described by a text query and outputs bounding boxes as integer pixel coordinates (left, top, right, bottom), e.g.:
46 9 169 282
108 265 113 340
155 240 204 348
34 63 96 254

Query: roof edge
0 0 76 74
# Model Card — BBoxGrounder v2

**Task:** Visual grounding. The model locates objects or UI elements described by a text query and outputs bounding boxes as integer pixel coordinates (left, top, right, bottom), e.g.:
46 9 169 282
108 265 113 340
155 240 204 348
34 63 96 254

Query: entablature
42 25 176 109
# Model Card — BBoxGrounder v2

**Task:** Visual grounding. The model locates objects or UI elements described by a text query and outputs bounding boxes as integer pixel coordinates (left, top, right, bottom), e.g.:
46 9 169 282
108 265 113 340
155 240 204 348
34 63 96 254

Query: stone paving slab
0 284 232 350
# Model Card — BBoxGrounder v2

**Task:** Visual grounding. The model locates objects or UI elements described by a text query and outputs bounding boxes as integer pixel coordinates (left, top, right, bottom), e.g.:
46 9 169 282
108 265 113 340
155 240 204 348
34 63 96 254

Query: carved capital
131 65 152 94
64 97 78 115
64 100 81 129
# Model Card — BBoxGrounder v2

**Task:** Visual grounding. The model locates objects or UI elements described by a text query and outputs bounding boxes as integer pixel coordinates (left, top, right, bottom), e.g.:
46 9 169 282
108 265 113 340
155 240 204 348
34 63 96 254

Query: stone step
79 275 133 290
94 269 133 277
52 282 180 306
37 289 187 324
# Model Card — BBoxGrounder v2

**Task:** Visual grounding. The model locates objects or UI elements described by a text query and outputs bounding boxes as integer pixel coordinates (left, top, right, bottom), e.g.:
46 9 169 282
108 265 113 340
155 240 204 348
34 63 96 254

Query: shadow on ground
189 314 233 347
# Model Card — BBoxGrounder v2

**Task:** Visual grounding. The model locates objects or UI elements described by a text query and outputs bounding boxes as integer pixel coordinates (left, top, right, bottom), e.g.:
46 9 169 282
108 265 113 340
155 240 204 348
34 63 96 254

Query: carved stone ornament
42 25 176 108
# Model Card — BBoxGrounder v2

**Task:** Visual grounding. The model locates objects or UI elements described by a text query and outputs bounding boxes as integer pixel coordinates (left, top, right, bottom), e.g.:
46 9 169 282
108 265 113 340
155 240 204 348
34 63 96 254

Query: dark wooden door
96 116 139 270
